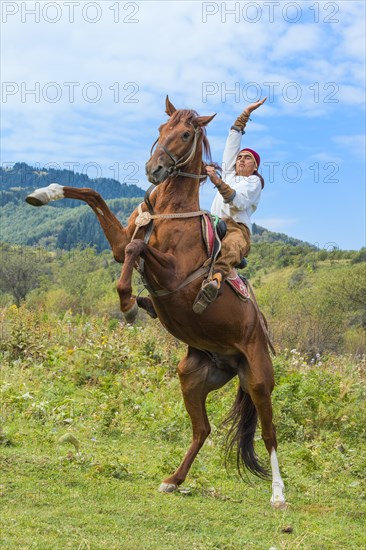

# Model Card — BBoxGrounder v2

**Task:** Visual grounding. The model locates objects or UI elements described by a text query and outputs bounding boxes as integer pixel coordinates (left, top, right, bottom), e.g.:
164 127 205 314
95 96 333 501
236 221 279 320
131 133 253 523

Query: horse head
145 96 216 185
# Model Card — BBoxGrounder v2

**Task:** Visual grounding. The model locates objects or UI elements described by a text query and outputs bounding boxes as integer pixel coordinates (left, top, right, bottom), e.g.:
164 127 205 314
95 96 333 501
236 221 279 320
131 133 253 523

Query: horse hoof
25 183 64 206
123 301 138 324
25 195 45 207
158 482 178 493
136 296 158 319
271 499 287 510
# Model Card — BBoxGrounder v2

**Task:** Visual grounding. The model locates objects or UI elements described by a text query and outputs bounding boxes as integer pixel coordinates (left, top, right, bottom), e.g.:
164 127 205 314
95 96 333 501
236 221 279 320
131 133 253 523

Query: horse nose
145 162 164 184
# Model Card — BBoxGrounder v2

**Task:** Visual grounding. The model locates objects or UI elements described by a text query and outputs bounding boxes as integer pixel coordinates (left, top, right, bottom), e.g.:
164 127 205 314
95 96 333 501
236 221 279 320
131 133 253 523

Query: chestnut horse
26 97 286 508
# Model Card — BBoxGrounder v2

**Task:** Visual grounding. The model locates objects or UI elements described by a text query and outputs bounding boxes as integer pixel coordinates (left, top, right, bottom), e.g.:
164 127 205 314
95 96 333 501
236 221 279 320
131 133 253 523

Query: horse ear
165 96 177 116
195 114 216 127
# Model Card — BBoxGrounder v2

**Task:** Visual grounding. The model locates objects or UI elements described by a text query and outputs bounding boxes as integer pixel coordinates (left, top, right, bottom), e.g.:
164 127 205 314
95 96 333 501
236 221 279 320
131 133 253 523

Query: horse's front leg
116 239 176 322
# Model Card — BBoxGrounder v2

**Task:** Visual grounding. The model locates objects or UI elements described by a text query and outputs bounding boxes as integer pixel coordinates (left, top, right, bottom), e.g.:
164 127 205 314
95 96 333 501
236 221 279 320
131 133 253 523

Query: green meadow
1 307 365 549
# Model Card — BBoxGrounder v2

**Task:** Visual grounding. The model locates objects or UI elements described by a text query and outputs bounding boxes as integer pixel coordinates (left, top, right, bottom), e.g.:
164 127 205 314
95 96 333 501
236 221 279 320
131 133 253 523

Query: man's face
236 152 256 177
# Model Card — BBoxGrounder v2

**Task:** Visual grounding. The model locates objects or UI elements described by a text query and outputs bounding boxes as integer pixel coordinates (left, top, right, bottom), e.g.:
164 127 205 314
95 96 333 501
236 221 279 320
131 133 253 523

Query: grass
1 307 365 549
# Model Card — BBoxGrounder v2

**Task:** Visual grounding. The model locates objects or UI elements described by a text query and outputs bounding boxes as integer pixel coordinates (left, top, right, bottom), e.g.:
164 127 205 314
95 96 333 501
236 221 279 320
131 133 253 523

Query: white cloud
331 1 366 62
269 24 324 60
0 1 364 249
333 135 366 161
310 152 343 164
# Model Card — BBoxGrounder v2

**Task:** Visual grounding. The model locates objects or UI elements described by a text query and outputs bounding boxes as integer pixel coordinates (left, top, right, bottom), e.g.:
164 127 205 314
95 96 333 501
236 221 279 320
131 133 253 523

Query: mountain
251 223 314 247
0 163 146 251
0 198 144 252
0 162 316 252
1 162 145 207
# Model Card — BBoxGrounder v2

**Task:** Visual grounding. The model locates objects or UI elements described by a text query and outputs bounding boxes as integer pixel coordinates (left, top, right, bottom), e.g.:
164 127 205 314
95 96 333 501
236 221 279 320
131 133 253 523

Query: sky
1 0 365 250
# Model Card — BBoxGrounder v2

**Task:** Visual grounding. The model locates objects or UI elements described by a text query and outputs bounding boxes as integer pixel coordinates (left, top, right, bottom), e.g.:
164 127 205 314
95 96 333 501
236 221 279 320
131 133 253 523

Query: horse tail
224 385 269 479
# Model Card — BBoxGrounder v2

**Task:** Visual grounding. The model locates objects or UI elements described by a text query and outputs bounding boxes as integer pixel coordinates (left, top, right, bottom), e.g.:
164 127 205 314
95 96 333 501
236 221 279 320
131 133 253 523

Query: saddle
201 214 247 268
201 214 249 301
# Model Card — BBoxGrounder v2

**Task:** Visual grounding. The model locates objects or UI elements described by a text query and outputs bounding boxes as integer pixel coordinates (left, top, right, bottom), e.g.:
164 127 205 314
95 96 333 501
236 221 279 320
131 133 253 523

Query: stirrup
192 273 222 315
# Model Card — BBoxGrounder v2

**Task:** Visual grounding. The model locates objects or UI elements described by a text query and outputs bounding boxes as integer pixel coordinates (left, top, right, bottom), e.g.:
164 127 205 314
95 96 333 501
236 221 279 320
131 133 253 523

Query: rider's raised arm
222 99 266 177
221 129 243 177
221 108 251 176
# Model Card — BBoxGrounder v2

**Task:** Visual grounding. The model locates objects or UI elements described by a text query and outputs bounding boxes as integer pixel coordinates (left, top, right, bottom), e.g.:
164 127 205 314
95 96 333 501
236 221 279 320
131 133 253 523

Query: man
192 98 266 314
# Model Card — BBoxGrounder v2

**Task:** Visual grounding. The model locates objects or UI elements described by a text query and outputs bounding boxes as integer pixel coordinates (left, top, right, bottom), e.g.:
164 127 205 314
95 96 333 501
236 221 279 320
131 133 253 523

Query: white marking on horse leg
25 183 64 206
270 449 286 509
158 482 178 493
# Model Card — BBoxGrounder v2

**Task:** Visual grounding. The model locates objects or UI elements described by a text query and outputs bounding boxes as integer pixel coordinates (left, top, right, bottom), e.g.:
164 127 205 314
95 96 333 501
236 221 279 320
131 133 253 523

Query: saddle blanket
226 273 250 301
201 213 216 257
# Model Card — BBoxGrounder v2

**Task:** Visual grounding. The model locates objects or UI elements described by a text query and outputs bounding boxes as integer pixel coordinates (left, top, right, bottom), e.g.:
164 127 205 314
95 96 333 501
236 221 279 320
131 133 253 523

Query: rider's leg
193 220 250 314
214 219 251 276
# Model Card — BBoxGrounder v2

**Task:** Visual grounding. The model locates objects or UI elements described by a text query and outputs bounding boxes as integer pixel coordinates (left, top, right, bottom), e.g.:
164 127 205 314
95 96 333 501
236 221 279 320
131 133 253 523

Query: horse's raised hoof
25 183 64 206
158 482 178 493
123 300 139 324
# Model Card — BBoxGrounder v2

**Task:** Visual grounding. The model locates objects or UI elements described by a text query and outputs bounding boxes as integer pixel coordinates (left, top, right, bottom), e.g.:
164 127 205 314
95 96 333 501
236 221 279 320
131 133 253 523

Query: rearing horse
26 97 286 508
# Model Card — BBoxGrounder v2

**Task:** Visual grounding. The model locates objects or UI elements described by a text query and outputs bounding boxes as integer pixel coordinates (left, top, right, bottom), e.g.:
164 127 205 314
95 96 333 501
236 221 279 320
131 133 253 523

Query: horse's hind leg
26 185 128 262
239 342 286 508
159 347 235 493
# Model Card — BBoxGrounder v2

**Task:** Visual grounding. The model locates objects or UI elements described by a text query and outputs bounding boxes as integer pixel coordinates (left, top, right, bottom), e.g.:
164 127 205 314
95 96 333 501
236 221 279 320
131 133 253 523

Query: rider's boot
192 272 223 315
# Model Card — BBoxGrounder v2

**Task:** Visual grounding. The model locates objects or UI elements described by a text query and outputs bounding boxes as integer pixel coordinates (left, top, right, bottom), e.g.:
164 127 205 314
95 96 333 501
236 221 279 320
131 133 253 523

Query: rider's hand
206 166 221 186
244 97 267 116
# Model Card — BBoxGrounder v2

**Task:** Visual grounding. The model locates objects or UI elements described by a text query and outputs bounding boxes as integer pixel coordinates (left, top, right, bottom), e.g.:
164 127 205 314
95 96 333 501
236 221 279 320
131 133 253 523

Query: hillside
0 198 142 251
0 162 146 250
1 163 319 252
0 162 145 206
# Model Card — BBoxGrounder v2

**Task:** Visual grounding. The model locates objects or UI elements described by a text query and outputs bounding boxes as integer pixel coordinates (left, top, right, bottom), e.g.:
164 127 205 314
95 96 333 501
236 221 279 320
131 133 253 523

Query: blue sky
1 0 365 250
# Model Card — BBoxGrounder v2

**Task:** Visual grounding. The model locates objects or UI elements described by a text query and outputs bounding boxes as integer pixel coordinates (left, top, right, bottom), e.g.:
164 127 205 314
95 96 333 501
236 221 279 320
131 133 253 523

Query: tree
0 245 49 305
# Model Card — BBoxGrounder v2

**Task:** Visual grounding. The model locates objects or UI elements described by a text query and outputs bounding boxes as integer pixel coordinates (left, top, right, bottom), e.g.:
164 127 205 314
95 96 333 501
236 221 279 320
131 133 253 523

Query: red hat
238 148 260 168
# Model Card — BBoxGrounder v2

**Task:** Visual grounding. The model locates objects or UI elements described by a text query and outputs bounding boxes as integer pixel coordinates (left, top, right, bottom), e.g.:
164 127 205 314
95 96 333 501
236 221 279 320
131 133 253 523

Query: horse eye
182 131 190 140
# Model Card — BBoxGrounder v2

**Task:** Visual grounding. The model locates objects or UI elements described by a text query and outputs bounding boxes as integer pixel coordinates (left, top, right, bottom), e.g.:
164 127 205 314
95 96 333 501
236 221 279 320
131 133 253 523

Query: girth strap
142 263 210 297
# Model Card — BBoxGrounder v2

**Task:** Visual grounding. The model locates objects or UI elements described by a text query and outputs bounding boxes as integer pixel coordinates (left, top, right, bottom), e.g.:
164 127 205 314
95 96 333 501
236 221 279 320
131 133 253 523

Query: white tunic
210 129 262 233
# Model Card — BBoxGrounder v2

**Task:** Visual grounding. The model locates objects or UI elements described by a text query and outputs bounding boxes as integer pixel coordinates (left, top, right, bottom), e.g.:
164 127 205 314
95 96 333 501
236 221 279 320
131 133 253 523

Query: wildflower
21 392 33 400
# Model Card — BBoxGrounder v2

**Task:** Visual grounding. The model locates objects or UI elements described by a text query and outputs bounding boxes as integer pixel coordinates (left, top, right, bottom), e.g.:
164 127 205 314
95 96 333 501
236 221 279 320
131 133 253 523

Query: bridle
133 120 213 293
148 123 207 180
139 120 208 239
